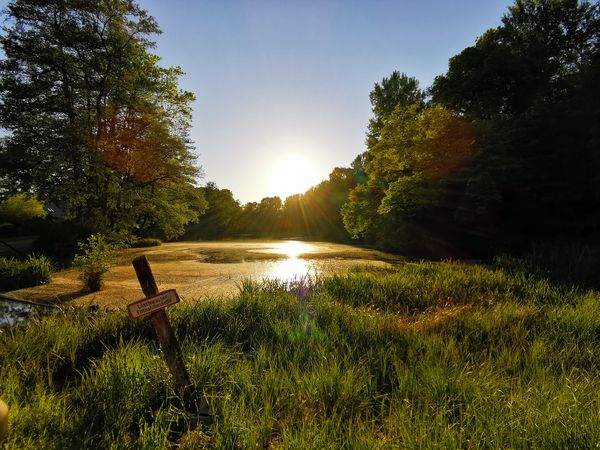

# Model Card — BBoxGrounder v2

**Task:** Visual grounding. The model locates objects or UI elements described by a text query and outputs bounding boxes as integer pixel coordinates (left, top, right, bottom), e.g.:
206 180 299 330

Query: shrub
73 234 114 292
0 193 46 224
131 238 162 248
0 255 51 291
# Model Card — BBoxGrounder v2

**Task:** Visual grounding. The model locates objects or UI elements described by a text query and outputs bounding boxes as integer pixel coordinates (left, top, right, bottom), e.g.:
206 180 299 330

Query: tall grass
0 255 51 291
495 241 600 289
1 261 600 448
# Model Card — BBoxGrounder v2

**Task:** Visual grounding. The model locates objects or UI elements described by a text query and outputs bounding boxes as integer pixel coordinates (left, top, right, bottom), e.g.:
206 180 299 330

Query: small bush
73 234 114 292
0 255 51 291
0 193 46 224
131 238 162 248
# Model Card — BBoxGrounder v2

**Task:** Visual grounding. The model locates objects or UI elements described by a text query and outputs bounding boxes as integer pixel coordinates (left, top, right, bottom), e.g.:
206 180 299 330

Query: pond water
0 299 57 328
237 241 322 280
6 240 404 310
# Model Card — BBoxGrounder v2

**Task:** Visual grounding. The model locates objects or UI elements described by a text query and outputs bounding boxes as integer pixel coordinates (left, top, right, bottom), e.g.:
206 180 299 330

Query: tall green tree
343 104 475 253
367 71 425 148
0 0 205 239
431 0 600 118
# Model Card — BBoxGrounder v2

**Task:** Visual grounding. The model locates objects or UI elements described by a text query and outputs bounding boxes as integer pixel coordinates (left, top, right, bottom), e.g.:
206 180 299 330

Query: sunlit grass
1 260 600 448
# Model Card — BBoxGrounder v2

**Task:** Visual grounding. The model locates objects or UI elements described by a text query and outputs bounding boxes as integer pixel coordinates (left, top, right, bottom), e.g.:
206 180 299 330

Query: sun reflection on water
278 241 309 258
254 241 319 281
268 257 313 281
256 240 317 258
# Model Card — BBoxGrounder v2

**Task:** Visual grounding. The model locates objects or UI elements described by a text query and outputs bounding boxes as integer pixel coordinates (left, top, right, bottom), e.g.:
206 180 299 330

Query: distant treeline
190 0 600 258
183 166 363 242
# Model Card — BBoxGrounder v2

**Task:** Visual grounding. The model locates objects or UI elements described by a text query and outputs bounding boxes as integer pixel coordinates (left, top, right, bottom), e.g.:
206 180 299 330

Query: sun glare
269 154 319 200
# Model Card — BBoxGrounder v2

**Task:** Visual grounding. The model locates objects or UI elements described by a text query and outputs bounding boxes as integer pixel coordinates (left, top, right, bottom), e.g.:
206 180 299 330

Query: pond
6 240 404 310
0 296 59 328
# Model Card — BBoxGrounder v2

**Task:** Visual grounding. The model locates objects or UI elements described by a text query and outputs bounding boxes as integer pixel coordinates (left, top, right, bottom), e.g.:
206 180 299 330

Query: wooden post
132 256 191 392
131 256 211 420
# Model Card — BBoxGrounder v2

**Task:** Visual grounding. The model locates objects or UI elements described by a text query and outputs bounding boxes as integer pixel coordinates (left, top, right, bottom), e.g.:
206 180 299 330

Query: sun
269 154 320 200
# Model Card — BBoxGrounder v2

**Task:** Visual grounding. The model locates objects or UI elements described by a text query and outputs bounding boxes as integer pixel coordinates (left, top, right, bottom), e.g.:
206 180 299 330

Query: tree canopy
0 0 205 239
341 0 600 256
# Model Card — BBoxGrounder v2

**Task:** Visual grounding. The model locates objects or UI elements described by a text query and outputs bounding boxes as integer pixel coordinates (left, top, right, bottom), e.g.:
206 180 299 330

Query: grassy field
1 259 600 448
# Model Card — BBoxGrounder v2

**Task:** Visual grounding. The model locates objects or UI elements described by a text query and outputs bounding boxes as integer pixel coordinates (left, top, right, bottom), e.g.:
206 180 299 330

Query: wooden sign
127 289 180 319
131 256 211 422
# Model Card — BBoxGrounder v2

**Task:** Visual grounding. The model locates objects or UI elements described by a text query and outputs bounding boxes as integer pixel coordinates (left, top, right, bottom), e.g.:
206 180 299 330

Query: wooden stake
132 256 191 392
131 256 211 420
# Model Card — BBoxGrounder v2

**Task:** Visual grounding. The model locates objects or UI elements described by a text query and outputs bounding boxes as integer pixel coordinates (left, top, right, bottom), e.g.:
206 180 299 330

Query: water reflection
0 300 57 328
268 257 313 281
254 241 320 281
256 240 319 258
277 241 313 258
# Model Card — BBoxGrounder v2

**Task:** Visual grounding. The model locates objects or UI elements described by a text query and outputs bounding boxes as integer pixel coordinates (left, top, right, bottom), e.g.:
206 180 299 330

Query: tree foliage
184 182 241 239
366 71 425 148
0 193 46 223
342 0 600 256
430 0 600 244
431 0 600 118
343 103 475 252
0 0 205 239
186 166 358 242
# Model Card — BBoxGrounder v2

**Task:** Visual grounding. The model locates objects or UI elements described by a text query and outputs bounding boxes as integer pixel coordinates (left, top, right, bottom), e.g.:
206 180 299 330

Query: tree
341 182 382 240
256 197 283 235
281 194 305 237
431 0 600 242
300 167 356 240
0 0 205 239
431 0 600 118
367 71 425 148
343 104 475 250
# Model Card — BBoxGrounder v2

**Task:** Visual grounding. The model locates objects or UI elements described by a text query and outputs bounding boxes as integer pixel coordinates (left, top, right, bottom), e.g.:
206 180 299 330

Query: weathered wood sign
128 289 180 319
130 256 211 423
131 256 191 393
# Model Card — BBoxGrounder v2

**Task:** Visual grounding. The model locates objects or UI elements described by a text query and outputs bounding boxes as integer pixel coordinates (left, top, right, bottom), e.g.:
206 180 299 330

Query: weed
73 234 115 292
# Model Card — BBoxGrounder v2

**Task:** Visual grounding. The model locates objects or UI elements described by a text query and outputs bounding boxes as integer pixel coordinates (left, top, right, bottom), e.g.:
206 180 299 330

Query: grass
0 255 51 292
1 260 600 448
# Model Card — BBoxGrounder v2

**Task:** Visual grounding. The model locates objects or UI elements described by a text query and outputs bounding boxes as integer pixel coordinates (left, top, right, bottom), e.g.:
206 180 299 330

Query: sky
6 0 514 204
